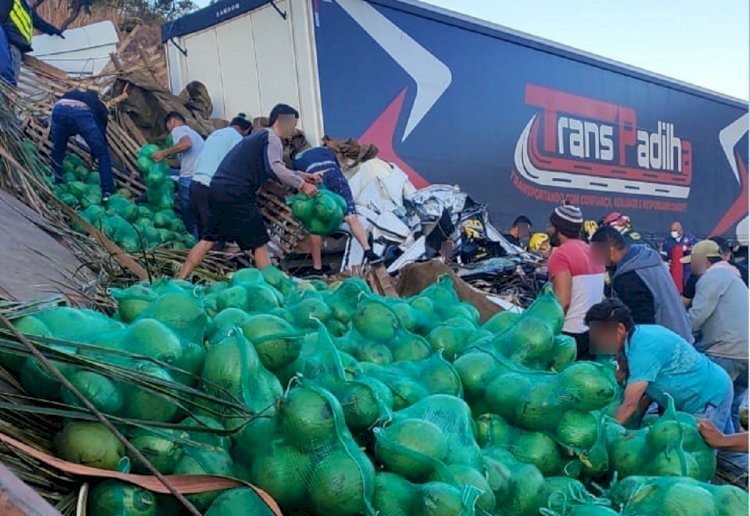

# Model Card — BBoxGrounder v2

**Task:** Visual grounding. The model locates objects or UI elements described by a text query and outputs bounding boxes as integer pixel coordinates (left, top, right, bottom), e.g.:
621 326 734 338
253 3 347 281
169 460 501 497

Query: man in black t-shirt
177 104 320 279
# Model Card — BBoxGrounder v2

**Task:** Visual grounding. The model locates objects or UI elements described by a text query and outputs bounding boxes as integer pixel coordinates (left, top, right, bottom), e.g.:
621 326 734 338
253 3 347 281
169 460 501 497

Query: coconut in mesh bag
275 323 394 434
416 275 481 324
476 414 583 478
201 328 283 434
373 471 480 516
322 277 373 325
480 287 574 371
607 475 748 515
455 346 617 455
360 352 464 411
246 379 377 515
339 293 433 365
483 446 597 516
604 395 716 481
374 395 487 502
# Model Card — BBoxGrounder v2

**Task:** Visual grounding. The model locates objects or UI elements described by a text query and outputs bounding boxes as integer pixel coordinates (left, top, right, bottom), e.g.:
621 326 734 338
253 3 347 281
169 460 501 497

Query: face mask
670 231 680 239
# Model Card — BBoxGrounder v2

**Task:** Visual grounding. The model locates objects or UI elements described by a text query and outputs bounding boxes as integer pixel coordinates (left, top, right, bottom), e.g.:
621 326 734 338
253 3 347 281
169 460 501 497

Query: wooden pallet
257 182 309 261
367 264 398 297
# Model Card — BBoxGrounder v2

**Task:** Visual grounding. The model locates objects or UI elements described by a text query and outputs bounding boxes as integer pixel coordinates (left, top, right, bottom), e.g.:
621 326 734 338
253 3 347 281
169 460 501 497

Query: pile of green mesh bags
53 148 196 252
287 187 347 235
3 266 747 516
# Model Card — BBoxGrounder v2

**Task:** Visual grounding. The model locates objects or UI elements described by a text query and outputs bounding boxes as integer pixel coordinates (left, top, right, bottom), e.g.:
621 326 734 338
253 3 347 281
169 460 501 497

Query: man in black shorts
177 104 320 279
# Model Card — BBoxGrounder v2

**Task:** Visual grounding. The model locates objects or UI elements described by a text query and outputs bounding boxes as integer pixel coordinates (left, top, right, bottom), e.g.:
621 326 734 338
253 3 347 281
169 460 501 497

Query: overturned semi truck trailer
162 0 749 241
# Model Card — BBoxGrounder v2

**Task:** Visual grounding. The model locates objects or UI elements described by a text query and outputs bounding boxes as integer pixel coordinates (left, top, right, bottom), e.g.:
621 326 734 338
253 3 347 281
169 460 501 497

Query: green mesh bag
88 480 156 516
245 380 377 515
199 329 283 430
538 476 617 516
456 346 616 452
319 277 371 324
238 314 301 371
106 194 139 222
476 414 582 477
287 187 347 235
373 472 479 516
135 292 207 346
109 284 157 323
205 487 276 516
479 286 573 371
337 294 433 365
483 447 547 516
416 275 480 325
360 353 463 410
121 362 183 423
34 307 124 341
604 395 716 481
608 476 748 516
127 426 189 474
426 317 492 362
60 370 124 415
173 446 235 511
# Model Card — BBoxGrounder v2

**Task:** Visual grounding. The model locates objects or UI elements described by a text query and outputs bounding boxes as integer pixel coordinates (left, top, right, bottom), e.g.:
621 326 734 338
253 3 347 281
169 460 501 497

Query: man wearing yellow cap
683 239 748 431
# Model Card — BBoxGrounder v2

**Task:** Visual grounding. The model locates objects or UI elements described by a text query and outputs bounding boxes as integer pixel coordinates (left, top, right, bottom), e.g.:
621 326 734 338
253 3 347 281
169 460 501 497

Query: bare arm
615 381 649 425
698 419 749 452
551 270 572 313
153 136 192 162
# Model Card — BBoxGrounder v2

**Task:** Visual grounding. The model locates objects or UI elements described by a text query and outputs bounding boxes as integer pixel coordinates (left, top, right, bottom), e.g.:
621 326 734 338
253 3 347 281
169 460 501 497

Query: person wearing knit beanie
549 202 584 241
546 201 605 359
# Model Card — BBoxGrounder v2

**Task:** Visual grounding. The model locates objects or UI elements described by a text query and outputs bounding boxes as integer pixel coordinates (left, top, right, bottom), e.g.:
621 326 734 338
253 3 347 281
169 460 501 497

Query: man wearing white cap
684 239 748 432
546 202 605 359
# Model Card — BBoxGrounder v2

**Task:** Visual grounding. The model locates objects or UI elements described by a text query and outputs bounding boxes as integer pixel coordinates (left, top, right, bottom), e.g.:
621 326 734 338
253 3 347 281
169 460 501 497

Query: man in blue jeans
50 90 114 199
153 112 204 238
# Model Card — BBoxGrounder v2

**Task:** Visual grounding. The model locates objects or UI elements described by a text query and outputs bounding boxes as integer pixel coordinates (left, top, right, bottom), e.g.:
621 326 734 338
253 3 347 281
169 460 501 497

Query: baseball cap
680 240 722 264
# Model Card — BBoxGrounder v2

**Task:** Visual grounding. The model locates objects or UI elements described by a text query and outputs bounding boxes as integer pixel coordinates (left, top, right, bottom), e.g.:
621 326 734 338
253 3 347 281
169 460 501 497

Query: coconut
179 414 232 450
110 285 157 323
136 293 207 345
173 447 234 511
375 419 449 482
216 286 251 312
128 427 187 474
88 480 156 516
123 363 182 423
2 316 51 371
239 314 299 370
279 386 338 451
60 370 124 414
205 488 275 516
124 318 183 364
308 449 375 515
248 440 311 509
55 422 125 470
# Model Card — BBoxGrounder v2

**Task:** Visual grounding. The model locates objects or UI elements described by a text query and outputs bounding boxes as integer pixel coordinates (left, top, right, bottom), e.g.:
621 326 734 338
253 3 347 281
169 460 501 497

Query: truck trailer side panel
313 0 748 238
163 0 323 142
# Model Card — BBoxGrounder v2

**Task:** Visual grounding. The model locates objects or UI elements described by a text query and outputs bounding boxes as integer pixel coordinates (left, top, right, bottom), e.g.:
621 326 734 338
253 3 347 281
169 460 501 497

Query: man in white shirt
153 111 205 238
190 114 252 238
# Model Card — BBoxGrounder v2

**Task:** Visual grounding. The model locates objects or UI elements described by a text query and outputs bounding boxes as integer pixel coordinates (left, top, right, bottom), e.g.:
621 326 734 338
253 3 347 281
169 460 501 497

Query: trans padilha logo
514 84 692 199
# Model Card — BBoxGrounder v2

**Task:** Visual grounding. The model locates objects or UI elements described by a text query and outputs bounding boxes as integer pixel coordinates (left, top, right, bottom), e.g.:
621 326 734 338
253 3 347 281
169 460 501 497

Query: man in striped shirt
547 203 605 359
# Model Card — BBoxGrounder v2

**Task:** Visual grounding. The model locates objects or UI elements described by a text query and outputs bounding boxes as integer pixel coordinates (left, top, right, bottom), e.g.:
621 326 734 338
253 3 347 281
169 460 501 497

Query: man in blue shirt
585 298 733 433
293 139 381 274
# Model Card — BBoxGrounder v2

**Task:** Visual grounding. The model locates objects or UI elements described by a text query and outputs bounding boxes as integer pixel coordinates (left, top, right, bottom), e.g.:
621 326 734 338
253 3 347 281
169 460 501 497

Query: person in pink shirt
546 202 605 359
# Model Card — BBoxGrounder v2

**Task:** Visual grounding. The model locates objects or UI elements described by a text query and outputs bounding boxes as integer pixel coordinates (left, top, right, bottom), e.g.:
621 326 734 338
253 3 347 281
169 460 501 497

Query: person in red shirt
546 202 605 359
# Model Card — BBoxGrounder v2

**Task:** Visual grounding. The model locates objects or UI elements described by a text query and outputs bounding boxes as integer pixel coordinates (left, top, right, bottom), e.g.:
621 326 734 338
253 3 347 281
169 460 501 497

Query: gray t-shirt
171 125 205 178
